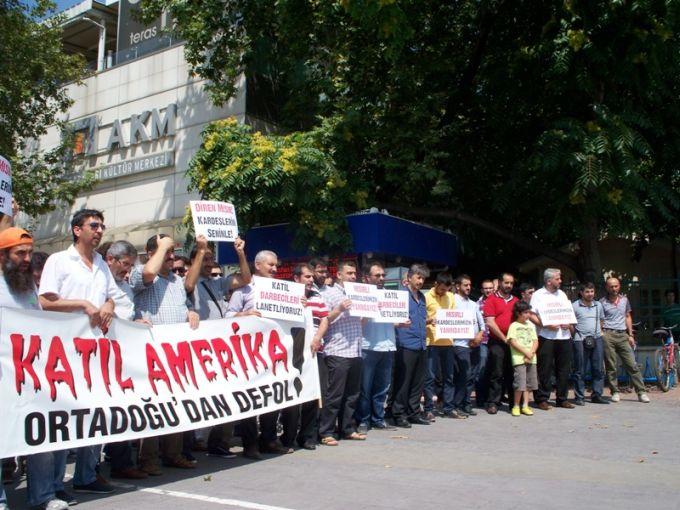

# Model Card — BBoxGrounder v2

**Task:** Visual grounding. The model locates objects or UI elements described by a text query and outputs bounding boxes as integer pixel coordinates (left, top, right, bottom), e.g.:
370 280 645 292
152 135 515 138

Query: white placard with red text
252 276 305 323
190 200 238 242
534 296 577 326
0 156 12 216
435 309 476 339
0 307 319 458
344 282 381 320
375 289 409 323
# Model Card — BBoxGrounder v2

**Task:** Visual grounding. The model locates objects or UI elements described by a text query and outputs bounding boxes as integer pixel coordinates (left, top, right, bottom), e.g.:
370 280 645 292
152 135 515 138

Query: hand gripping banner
0 307 320 457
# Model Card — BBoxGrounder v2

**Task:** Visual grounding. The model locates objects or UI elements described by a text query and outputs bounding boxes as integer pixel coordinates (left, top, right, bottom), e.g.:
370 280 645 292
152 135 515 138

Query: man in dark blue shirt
392 264 430 427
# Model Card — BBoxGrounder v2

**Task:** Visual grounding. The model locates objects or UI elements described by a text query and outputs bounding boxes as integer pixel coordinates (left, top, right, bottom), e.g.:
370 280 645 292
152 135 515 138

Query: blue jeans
27 450 68 507
423 345 455 413
453 346 473 409
73 445 100 486
572 337 605 399
356 350 394 426
471 343 489 406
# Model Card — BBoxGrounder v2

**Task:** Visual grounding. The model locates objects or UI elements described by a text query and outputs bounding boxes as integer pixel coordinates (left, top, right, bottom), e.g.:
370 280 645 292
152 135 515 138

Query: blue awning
217 212 457 266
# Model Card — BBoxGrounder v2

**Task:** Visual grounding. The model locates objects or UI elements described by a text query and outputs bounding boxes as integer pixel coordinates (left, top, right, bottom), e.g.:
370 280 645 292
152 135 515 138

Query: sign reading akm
93 151 174 180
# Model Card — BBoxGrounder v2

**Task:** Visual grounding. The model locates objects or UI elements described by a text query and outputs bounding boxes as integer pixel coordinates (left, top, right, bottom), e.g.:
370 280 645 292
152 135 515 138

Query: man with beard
39 209 119 496
0 228 75 510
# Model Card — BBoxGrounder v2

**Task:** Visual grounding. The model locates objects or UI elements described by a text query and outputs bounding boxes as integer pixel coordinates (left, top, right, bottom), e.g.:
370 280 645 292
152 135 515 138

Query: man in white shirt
529 268 574 410
39 209 118 495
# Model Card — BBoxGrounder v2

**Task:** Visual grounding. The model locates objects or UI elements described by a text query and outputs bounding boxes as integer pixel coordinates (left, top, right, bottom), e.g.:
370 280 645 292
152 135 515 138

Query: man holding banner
529 268 576 410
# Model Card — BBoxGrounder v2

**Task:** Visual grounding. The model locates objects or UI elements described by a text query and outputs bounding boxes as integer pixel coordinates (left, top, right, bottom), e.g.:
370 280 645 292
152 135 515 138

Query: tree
0 0 96 216
144 0 680 280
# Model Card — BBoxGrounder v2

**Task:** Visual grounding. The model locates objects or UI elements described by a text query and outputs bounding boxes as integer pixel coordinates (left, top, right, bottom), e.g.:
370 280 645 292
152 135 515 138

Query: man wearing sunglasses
39 208 122 497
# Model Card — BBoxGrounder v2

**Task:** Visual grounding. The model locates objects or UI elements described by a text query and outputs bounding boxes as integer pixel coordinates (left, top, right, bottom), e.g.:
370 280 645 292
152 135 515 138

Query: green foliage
149 0 680 273
0 0 95 216
187 117 367 253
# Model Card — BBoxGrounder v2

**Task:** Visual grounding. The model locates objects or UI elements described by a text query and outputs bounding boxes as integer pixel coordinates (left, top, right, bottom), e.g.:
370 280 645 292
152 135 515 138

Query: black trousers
535 337 573 404
318 356 362 438
392 347 427 420
107 441 134 471
486 339 513 406
281 354 327 446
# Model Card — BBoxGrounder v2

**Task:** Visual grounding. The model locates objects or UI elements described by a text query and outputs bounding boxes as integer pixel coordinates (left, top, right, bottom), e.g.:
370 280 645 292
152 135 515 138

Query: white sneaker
0 501 10 510
638 393 650 403
611 392 620 402
45 499 69 510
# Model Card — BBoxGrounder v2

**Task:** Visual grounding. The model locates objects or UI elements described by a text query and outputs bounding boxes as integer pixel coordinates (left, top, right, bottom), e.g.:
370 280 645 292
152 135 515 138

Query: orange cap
0 227 33 250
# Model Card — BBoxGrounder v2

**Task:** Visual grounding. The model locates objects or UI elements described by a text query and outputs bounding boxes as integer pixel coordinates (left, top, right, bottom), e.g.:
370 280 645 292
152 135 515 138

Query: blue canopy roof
217 212 457 266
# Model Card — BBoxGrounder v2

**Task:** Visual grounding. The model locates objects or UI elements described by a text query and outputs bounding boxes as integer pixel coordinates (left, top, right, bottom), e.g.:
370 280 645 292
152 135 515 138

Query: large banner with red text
0 307 319 457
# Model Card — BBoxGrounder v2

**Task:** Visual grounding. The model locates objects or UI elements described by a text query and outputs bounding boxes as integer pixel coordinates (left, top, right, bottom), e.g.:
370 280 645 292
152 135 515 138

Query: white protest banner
190 200 238 242
375 289 409 323
344 282 381 320
0 307 319 458
534 295 577 326
252 275 305 323
0 156 12 216
435 309 476 339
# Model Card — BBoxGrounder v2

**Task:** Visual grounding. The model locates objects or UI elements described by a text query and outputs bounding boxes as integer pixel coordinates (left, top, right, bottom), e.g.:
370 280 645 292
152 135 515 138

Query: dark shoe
139 464 163 476
557 401 576 409
408 416 430 425
72 480 115 494
261 441 294 454
423 411 436 422
243 447 262 460
299 441 316 450
574 399 585 406
162 458 196 469
443 410 467 419
55 490 78 505
207 445 237 458
486 405 498 415
110 467 148 480
536 401 552 411
591 394 610 404
463 407 477 416
192 440 208 452
371 421 396 430
394 417 412 428
183 452 198 464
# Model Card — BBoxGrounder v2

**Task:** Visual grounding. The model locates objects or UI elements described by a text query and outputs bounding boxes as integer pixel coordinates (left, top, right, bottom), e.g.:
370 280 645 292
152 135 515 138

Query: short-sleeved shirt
362 320 397 352
306 290 329 335
572 299 604 341
319 283 362 358
191 275 233 320
483 292 519 341
425 287 455 346
129 266 192 325
599 295 631 331
395 289 427 351
114 279 135 321
452 294 485 348
507 321 538 366
0 276 40 310
226 284 255 316
39 245 121 308
477 296 489 344
530 287 572 340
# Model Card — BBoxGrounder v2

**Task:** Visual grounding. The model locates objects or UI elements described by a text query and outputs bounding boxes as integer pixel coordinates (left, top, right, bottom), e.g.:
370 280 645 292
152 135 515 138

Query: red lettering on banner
111 340 134 392
191 339 217 382
11 333 41 394
161 341 198 391
242 332 268 373
73 338 97 390
44 336 76 401
229 322 250 380
146 343 172 394
268 330 288 376
210 337 237 379
98 338 112 395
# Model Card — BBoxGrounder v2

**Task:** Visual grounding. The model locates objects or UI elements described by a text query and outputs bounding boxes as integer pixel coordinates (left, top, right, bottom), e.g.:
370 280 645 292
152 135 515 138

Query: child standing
507 301 538 416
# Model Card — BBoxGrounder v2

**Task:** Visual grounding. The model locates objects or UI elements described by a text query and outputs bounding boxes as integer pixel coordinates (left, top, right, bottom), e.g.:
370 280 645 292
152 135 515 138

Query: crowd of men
0 208 661 510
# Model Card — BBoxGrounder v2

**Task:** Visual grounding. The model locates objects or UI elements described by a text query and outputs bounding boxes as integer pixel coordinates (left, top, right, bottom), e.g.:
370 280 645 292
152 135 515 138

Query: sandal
320 436 339 446
344 432 367 441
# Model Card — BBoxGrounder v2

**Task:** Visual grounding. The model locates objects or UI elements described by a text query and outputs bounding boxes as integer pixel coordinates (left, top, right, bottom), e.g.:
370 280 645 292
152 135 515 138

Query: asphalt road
5 388 680 510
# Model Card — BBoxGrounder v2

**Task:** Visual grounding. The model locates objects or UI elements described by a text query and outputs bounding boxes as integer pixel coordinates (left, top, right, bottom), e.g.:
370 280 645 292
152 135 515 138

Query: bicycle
652 324 679 392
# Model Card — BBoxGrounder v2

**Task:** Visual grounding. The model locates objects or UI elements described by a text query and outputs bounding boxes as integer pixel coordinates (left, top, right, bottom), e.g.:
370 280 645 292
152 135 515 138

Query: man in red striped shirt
279 263 329 450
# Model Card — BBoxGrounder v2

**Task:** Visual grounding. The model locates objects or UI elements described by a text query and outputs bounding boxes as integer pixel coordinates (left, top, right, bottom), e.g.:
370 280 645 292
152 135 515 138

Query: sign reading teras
252 276 306 323
190 200 239 242
0 156 12 215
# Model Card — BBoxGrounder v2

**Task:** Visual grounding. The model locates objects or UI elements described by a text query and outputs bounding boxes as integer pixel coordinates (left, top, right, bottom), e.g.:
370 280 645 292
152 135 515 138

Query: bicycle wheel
654 348 671 392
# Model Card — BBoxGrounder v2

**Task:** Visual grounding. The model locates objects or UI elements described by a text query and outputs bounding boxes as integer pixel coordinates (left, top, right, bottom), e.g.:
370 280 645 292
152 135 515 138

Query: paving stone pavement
5 389 680 510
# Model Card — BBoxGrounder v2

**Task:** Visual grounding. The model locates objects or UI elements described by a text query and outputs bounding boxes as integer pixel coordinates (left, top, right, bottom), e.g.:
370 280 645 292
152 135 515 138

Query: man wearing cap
0 228 73 509
39 209 120 496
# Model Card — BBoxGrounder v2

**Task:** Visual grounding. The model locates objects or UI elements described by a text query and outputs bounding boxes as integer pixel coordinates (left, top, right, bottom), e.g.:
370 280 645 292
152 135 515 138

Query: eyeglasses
211 272 223 278
172 267 187 274
88 222 106 231
374 273 386 278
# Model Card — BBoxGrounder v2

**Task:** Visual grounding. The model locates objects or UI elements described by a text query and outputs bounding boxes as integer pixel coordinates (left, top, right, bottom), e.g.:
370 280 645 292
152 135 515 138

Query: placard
190 200 238 242
252 275 305 323
344 282 381 319
375 289 409 323
0 155 12 216
435 309 476 339
534 298 577 326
